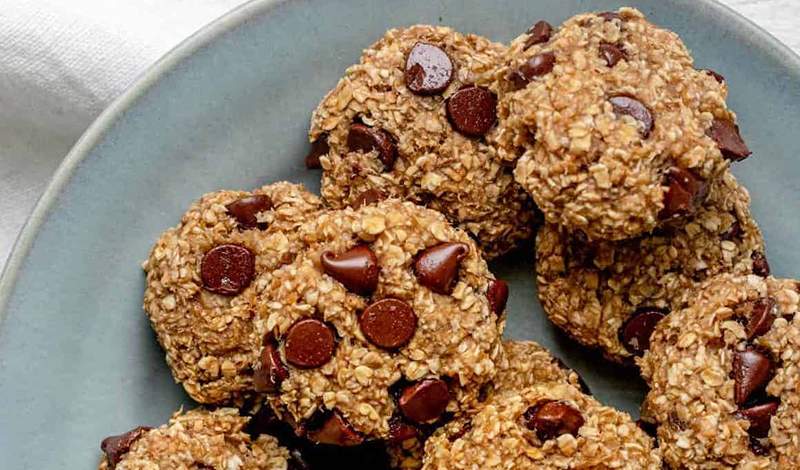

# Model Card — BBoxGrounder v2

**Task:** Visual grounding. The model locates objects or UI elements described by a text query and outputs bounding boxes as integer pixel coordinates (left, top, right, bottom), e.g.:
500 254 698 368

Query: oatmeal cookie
308 25 536 258
98 408 289 469
493 8 750 240
639 274 800 469
386 340 584 470
536 170 766 363
253 199 507 445
421 382 661 469
142 183 322 404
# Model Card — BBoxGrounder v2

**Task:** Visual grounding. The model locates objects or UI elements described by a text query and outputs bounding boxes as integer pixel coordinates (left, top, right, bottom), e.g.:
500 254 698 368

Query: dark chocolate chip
659 167 708 220
597 11 621 21
509 52 556 90
405 42 454 96
736 399 780 438
398 379 450 423
352 189 387 209
751 252 770 277
321 245 380 296
524 400 585 441
733 347 774 406
200 244 255 296
253 340 289 392
609 94 654 138
486 279 509 316
347 123 398 169
743 298 777 340
702 69 726 84
226 194 273 229
360 298 418 349
721 221 742 241
524 21 553 50
599 42 626 67
306 411 364 447
619 307 667 356
387 416 419 443
445 86 497 137
101 426 152 467
305 135 329 169
283 318 336 369
414 242 470 294
707 118 751 161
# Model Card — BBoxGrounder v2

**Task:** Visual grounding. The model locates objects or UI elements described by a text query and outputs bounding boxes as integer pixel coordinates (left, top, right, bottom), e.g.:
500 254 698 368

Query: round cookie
386 340 586 470
142 182 322 404
253 199 507 445
639 274 800 469
98 408 289 469
493 8 750 240
536 170 766 363
309 25 536 259
421 382 661 469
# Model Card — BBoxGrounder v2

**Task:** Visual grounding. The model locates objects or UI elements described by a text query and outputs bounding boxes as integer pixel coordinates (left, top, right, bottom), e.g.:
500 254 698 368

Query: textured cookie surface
142 183 322 404
255 200 506 444
98 408 289 470
639 274 800 469
421 382 660 469
494 8 748 240
536 170 765 363
310 25 536 258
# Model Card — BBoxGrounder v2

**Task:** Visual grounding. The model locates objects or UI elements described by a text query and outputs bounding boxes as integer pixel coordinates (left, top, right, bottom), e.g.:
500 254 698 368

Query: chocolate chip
736 399 780 438
597 11 621 21
306 411 364 447
524 400 585 441
702 69 726 84
486 279 509 316
283 318 336 369
659 167 708 220
707 118 751 161
751 252 770 277
405 42 454 96
387 416 419 443
200 244 255 296
599 42 625 67
414 242 469 295
254 340 289 392
619 307 667 356
742 298 777 340
347 123 398 169
721 221 742 241
305 135 329 169
445 86 497 137
733 347 774 406
508 52 556 90
524 21 553 50
359 298 418 349
101 426 152 467
352 188 386 209
226 195 273 229
398 379 450 423
609 94 654 138
321 245 380 296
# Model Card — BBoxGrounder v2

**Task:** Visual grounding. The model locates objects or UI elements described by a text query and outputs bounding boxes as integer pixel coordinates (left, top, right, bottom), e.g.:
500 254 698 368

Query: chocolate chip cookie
536 170 765 363
494 8 749 240
639 274 800 468
254 199 507 445
309 25 536 258
98 408 289 469
142 182 322 404
421 382 661 469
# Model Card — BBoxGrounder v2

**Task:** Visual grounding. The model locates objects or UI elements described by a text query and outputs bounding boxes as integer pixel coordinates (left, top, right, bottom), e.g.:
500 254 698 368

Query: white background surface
0 0 798 271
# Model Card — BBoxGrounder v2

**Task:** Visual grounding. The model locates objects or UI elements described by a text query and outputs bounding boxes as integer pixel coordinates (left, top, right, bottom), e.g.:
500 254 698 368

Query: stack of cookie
97 7 799 470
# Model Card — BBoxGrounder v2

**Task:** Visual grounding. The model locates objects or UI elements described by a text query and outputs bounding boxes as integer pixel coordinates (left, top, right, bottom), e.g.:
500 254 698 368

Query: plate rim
2 0 799 326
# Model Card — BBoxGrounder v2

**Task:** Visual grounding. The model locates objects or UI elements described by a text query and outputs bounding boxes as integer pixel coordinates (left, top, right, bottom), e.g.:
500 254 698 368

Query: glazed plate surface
2 0 800 467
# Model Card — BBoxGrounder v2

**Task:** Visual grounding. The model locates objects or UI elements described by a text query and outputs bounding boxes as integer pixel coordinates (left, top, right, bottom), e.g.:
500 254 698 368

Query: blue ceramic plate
2 0 799 467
